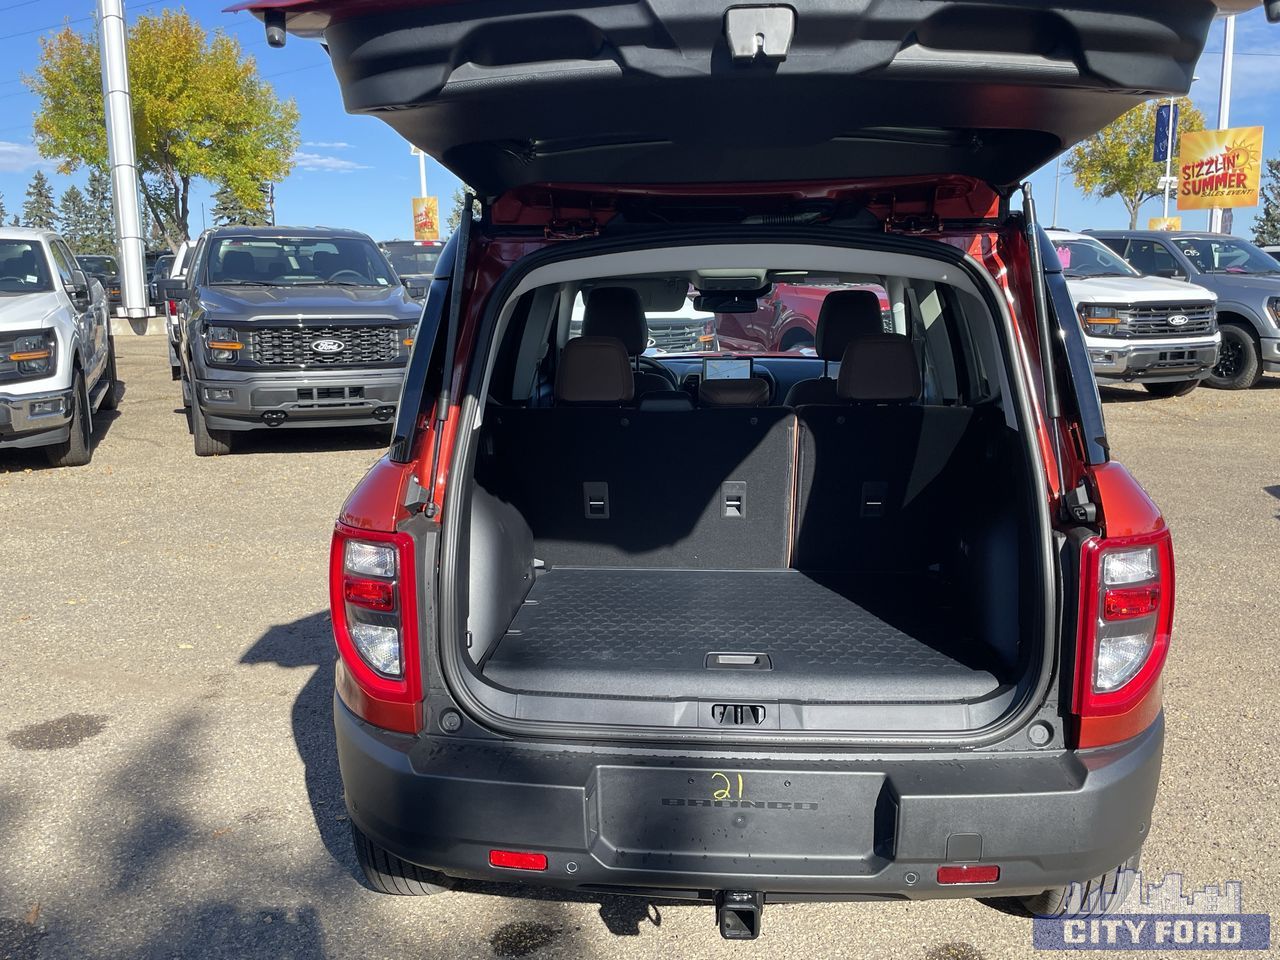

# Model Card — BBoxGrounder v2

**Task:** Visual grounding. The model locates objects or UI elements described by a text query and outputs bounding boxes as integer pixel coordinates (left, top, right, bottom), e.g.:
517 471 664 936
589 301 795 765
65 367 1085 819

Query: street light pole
1052 154 1062 227
418 151 427 198
1210 15 1236 233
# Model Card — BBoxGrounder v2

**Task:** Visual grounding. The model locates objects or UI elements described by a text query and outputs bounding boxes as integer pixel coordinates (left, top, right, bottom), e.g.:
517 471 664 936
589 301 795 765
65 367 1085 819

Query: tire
1018 852 1141 918
191 399 233 457
98 336 120 411
1142 379 1199 398
350 822 453 896
1205 324 1261 390
780 329 815 353
45 370 92 468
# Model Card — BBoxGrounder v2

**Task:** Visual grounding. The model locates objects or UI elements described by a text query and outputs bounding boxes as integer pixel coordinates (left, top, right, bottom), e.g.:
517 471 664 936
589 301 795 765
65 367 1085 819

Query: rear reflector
343 575 395 610
1103 585 1160 620
937 864 1000 885
489 849 548 871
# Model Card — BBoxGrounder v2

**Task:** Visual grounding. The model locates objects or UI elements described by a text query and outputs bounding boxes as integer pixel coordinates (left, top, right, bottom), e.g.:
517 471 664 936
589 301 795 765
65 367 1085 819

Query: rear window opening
439 240 1053 740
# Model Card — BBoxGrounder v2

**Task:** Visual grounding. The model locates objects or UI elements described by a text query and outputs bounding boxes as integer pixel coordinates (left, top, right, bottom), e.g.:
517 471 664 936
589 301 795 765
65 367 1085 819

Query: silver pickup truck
0 228 118 466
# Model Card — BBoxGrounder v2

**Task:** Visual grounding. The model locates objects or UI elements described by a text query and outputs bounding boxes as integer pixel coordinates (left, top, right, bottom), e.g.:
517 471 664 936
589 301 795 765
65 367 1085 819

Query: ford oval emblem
1167 314 1190 326
311 338 345 354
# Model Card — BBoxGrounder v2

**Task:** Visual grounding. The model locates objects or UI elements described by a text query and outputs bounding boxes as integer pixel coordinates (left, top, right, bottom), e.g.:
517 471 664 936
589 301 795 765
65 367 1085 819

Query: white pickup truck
0 227 118 466
1047 229 1219 398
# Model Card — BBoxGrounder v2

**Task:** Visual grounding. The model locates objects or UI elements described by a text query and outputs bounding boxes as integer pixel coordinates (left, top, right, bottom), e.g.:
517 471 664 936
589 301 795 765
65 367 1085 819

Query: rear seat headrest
582 286 647 356
698 377 770 408
816 289 887 361
554 337 636 405
836 334 921 402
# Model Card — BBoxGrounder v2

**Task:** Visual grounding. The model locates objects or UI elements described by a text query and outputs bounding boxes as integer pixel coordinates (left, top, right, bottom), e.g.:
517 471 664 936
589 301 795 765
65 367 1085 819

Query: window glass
206 235 396 287
1171 236 1280 275
48 240 75 284
0 239 55 293
1122 240 1180 277
1050 237 1139 278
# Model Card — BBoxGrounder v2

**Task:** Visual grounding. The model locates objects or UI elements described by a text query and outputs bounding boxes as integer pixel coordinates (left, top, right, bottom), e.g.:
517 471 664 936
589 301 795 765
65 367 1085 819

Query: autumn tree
23 171 57 229
26 10 299 249
1253 158 1280 247
1069 98 1205 229
58 185 92 249
211 181 268 227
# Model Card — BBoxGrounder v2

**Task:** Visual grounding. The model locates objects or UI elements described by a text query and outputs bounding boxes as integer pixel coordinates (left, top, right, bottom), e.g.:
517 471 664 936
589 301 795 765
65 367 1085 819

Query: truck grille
648 321 706 353
1127 303 1215 337
248 325 405 367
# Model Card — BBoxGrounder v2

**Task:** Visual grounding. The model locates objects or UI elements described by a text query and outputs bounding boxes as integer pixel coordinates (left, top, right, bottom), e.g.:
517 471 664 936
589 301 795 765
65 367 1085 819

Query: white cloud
0 141 49 174
303 140 353 149
293 151 369 173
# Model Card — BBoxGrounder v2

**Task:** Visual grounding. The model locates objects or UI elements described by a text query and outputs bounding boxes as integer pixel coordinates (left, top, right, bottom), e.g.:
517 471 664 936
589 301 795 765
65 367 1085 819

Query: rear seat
476 337 796 568
793 335 975 572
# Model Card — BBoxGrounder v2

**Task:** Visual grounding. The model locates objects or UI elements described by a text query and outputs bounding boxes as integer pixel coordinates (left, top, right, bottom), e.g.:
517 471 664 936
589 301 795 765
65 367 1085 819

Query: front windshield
207 235 396 287
1052 238 1139 278
77 256 119 275
0 239 55 294
383 242 441 277
1173 236 1280 275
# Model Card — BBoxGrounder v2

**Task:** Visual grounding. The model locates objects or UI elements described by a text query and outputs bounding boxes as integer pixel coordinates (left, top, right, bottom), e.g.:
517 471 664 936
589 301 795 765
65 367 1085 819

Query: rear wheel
1205 324 1261 390
1018 852 1140 917
191 399 233 457
45 370 92 468
1142 379 1199 398
780 328 814 353
350 822 453 896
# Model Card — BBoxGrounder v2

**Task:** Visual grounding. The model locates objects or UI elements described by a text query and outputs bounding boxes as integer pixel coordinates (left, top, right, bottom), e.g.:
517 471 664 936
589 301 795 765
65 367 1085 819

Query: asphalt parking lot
1 335 1277 960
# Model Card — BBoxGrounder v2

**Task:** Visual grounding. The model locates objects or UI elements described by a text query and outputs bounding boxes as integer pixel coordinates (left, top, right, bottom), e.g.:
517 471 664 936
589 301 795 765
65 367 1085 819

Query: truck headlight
1268 297 1280 325
9 331 55 376
205 325 243 364
1077 304 1130 337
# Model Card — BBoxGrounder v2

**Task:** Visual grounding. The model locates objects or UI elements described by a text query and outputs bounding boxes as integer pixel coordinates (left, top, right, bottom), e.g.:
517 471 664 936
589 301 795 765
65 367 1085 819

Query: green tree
210 181 268 226
26 10 299 248
445 184 475 234
22 171 57 229
58 185 92 250
1253 158 1280 247
83 168 116 255
1069 98 1206 229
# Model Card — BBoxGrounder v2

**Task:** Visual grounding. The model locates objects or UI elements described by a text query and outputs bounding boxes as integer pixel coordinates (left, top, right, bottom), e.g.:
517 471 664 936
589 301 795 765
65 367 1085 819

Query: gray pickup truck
1089 230 1280 390
162 226 422 456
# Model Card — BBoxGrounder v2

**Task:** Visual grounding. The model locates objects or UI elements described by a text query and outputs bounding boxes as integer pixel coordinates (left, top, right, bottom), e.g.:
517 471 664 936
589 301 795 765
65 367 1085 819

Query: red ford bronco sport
238 0 1266 941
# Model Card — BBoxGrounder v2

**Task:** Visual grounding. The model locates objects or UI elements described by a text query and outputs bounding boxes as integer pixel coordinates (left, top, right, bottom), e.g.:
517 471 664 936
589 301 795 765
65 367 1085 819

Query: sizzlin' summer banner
1177 127 1265 211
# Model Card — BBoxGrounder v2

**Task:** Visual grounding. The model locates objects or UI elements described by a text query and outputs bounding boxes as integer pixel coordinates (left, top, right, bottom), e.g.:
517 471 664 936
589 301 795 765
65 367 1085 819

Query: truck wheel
350 823 453 896
98 336 120 411
780 329 814 353
45 370 93 468
1142 380 1199 398
191 400 233 457
1018 852 1140 917
1205 324 1261 390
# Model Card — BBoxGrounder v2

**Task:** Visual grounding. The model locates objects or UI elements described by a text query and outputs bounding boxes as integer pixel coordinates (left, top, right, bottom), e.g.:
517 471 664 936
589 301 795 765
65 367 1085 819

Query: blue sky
1 3 1277 244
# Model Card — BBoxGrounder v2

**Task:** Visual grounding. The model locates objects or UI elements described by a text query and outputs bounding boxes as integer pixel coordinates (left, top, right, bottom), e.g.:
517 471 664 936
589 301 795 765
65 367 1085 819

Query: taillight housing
330 523 422 733
1072 529 1174 748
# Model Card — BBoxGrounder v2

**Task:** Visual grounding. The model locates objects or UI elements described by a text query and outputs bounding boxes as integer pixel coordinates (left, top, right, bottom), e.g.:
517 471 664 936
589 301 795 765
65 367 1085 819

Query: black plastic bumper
193 366 405 431
336 697 1163 901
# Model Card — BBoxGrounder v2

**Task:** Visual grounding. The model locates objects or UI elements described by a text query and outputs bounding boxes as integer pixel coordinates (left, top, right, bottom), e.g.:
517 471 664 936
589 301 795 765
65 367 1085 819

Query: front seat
581 286 672 398
784 288 887 406
554 337 636 406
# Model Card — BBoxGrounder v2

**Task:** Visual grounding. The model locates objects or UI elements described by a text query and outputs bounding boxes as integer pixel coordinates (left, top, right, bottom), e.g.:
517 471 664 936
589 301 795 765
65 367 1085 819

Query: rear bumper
0 388 74 449
1087 336 1219 384
192 365 405 431
337 697 1163 900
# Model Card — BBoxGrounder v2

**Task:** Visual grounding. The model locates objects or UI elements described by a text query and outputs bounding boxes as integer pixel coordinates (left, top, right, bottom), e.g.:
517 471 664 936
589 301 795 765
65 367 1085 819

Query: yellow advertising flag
412 196 440 240
1176 126 1265 211
1147 217 1182 231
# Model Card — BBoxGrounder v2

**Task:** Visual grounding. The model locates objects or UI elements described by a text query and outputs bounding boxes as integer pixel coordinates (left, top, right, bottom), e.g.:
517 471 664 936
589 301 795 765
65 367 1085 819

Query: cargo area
444 245 1049 734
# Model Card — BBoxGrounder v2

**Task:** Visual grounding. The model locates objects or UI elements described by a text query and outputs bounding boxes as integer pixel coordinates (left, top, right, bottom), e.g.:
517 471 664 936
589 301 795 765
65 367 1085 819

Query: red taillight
488 850 548 871
166 299 178 315
1072 529 1174 749
937 865 1000 885
330 523 422 734
1103 585 1160 621
343 575 395 611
